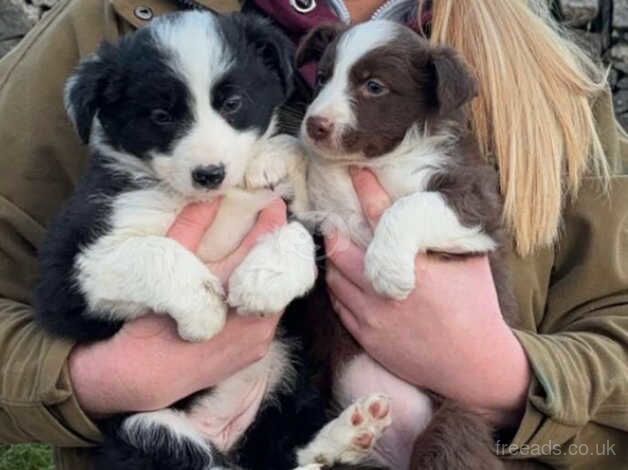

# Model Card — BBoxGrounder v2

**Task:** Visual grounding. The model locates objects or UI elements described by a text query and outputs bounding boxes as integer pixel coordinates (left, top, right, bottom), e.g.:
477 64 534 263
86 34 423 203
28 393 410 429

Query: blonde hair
422 0 608 256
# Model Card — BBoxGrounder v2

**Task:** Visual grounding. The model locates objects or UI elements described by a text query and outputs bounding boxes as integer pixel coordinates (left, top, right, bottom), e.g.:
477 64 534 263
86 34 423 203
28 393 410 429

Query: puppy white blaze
150 12 260 197
306 20 398 128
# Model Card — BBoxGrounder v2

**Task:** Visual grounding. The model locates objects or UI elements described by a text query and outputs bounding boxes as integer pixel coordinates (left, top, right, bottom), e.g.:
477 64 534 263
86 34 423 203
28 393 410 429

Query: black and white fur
35 11 390 470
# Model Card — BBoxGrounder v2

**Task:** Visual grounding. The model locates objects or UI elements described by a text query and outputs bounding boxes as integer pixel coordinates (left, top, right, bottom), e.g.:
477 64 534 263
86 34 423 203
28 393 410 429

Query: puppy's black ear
64 42 121 144
429 47 478 116
244 17 296 98
295 23 344 68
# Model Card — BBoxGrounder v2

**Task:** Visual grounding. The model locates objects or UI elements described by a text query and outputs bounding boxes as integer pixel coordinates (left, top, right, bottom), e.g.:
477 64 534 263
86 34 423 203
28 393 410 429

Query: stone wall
0 0 58 57
1 0 628 127
558 0 628 128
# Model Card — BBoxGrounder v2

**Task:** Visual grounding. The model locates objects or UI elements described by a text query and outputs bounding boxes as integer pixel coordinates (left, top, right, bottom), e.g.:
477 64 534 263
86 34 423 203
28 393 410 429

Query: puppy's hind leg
228 221 317 315
296 394 392 468
94 409 235 470
410 399 504 470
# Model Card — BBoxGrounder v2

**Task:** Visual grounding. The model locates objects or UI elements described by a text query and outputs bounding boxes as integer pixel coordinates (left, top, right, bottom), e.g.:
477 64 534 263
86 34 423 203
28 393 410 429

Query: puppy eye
221 95 242 115
316 71 328 88
151 109 173 125
363 79 388 97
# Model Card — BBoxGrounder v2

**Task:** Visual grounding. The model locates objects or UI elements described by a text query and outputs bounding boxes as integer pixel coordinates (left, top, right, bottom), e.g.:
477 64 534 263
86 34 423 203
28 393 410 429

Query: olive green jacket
0 1 626 469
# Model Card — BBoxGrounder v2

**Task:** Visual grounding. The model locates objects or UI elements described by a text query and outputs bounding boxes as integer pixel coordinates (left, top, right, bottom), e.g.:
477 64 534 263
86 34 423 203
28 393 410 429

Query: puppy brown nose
306 116 334 141
192 164 225 189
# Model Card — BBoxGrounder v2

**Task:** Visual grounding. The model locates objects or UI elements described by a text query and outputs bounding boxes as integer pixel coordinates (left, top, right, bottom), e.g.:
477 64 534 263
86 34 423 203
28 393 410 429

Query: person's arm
0 0 113 446
501 173 628 467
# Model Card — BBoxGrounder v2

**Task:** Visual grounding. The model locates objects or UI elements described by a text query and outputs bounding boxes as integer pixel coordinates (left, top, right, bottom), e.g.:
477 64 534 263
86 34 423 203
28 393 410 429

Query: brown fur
410 396 504 470
296 22 517 470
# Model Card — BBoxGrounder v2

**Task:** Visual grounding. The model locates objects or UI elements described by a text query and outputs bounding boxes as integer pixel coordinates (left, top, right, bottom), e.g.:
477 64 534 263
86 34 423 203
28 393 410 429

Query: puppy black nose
306 116 334 141
192 164 225 189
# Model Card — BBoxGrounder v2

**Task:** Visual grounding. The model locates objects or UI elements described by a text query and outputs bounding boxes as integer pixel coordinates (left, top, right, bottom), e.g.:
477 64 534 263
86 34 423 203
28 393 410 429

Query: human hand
69 198 288 417
325 169 529 427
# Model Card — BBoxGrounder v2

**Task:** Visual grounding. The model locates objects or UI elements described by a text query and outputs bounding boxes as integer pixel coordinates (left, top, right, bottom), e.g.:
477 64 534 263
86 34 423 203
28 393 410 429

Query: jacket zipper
328 0 409 23
371 0 397 19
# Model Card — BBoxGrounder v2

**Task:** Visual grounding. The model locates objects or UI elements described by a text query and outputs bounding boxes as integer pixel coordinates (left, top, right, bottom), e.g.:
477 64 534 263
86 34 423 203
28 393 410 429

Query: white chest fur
100 186 276 259
306 151 443 249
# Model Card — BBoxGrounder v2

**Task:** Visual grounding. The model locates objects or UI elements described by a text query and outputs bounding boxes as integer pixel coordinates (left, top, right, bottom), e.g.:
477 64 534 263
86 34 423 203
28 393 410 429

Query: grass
0 445 54 470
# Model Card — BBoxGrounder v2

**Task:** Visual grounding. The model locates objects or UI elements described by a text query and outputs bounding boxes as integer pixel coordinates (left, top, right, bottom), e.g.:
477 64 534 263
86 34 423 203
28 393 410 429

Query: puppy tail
410 398 504 470
93 411 235 470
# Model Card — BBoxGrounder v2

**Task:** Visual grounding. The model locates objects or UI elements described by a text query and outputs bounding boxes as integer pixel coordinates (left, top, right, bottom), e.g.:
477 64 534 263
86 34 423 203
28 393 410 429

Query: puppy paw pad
353 432 374 450
368 397 390 420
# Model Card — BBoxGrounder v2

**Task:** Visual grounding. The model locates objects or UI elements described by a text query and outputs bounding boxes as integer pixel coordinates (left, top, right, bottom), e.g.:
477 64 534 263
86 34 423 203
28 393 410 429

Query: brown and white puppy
291 20 516 470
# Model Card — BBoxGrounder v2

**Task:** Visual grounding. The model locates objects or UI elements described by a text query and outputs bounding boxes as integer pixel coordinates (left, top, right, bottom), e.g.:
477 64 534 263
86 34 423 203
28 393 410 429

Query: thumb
211 198 287 280
167 199 222 251
350 168 392 229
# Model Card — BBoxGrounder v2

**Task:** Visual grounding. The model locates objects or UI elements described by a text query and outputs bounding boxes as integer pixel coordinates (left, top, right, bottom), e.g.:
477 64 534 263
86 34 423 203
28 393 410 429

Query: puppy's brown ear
295 23 344 68
430 47 478 116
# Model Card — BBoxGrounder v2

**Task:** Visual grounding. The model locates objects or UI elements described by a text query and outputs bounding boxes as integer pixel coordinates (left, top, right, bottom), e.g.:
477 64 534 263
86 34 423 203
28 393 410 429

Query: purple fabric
250 0 432 87
252 1 339 86
253 0 338 40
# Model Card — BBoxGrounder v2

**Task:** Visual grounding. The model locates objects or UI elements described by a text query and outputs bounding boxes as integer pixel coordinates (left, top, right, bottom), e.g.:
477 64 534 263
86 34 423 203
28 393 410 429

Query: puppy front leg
245 134 310 215
77 235 227 341
364 191 497 300
227 222 316 315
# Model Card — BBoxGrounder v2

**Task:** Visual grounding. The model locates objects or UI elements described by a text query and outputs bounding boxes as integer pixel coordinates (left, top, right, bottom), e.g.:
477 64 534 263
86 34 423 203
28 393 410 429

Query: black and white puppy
292 20 517 470
34 11 391 470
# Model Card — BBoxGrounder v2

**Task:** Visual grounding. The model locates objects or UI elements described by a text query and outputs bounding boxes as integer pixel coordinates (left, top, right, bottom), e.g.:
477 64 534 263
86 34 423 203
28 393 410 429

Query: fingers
350 168 392 229
326 264 367 318
325 232 371 291
167 199 222 251
215 198 287 279
329 292 361 340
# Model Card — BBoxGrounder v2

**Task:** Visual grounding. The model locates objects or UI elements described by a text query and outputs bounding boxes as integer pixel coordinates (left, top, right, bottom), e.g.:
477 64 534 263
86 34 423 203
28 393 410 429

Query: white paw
227 223 316 315
364 241 415 301
174 277 227 342
293 465 324 470
340 394 392 458
245 154 288 190
297 394 392 467
245 134 300 190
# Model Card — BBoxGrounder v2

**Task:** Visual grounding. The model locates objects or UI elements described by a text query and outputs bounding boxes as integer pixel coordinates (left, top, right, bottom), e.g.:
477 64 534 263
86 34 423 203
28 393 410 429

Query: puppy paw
297 394 392 467
173 277 227 342
344 394 392 454
245 135 301 190
245 155 288 190
364 241 415 301
227 222 316 315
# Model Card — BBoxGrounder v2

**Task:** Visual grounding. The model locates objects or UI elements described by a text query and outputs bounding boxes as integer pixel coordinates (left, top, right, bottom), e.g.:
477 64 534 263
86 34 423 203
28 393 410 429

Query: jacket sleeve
503 91 628 467
0 0 118 446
